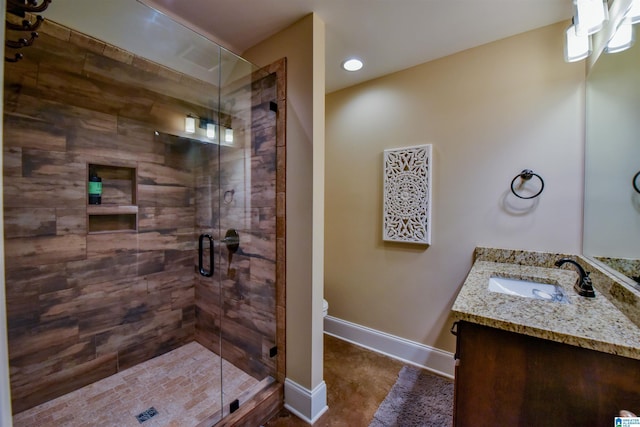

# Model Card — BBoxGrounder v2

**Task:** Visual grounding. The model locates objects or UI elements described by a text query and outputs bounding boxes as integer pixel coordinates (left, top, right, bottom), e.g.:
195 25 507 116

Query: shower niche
3 1 285 425
86 163 138 233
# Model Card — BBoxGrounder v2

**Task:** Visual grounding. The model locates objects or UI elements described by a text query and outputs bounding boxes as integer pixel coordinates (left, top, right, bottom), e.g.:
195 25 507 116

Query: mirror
583 39 640 289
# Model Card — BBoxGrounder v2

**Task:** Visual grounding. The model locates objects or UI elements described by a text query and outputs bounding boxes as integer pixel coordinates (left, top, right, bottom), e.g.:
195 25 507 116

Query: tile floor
265 334 405 427
13 335 410 426
13 342 261 427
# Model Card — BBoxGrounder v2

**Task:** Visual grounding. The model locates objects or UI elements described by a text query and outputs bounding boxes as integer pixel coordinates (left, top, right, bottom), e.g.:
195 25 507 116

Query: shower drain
136 407 159 424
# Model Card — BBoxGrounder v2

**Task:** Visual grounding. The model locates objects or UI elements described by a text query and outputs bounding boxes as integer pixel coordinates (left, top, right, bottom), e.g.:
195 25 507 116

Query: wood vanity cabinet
453 321 640 427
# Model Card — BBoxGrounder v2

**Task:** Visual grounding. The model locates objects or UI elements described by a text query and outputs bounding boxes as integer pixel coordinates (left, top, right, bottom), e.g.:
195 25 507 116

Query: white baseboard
283 378 328 424
324 315 455 379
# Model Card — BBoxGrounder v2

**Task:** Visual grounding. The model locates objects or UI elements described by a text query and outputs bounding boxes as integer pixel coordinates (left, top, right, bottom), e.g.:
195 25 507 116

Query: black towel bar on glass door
510 169 544 199
198 234 214 277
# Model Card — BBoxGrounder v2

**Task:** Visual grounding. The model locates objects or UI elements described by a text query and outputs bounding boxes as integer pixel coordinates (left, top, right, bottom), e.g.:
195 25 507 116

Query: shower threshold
12 342 264 427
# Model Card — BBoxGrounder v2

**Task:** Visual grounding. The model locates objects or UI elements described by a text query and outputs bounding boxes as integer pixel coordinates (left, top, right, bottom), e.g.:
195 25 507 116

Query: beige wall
325 22 585 353
244 14 326 391
310 14 326 389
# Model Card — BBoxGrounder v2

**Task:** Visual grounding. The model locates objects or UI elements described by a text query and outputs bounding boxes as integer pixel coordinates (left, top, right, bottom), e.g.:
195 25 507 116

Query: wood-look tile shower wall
2 18 278 413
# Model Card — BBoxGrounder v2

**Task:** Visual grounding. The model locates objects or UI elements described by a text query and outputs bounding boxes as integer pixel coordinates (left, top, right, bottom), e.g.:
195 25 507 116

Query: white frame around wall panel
383 144 432 245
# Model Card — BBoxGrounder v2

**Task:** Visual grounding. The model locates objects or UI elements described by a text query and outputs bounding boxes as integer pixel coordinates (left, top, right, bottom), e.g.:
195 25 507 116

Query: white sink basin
488 276 570 303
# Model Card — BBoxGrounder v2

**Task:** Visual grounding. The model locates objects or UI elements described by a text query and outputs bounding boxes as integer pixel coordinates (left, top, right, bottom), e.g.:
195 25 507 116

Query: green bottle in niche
88 167 102 205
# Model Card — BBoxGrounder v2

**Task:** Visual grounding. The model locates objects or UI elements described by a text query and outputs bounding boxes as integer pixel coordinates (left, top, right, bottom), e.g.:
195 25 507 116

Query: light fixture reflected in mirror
606 16 635 53
185 115 196 134
574 0 608 36
206 123 215 139
630 0 640 24
183 115 233 144
224 127 234 143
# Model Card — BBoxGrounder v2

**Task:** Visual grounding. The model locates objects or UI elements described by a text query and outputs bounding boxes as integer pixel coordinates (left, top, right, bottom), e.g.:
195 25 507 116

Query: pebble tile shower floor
12 342 259 427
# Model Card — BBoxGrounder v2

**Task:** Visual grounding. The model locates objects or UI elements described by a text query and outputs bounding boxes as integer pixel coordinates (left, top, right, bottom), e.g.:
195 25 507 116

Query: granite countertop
451 260 640 360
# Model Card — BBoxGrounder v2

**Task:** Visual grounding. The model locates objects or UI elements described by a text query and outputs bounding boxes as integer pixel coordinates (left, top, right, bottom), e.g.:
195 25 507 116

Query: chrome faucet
554 258 595 298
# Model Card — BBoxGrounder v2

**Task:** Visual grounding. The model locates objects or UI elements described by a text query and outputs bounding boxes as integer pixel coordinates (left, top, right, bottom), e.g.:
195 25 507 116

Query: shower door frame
0 0 12 423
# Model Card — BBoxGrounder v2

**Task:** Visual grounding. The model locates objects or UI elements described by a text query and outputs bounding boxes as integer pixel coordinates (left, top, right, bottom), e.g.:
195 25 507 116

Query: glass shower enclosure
3 0 280 425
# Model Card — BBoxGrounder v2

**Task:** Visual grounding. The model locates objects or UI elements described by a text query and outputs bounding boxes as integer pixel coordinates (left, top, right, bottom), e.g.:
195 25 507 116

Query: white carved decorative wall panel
383 144 432 245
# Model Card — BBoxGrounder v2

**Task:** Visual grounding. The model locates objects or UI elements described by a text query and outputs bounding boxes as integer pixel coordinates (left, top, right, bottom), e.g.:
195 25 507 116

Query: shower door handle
198 233 214 277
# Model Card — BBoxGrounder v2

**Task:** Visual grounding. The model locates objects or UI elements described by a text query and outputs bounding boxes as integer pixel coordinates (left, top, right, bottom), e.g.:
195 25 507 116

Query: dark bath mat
369 365 454 427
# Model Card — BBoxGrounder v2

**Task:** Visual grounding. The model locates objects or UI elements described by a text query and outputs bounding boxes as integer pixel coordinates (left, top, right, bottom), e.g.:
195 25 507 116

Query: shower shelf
87 162 138 234
87 205 138 215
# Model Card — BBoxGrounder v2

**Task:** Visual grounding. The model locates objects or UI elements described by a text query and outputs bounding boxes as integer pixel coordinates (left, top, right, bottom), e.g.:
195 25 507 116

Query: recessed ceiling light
342 58 363 72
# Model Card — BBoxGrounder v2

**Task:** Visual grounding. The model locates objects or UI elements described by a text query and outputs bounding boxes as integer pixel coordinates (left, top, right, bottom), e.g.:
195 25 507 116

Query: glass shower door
215 48 280 417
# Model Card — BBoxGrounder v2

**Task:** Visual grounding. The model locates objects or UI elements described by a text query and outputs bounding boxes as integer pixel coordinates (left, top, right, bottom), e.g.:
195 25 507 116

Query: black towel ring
511 169 544 199
633 171 640 194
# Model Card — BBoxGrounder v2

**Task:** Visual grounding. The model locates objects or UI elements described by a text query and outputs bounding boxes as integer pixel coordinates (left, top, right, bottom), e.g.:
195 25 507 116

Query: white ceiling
143 1 574 93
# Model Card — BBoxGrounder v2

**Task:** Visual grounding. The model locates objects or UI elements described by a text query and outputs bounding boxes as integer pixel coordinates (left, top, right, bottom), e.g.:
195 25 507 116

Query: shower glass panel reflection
3 1 278 425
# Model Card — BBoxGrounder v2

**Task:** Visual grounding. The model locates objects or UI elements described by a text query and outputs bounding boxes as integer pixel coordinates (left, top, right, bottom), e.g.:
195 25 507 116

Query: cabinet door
454 321 640 427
